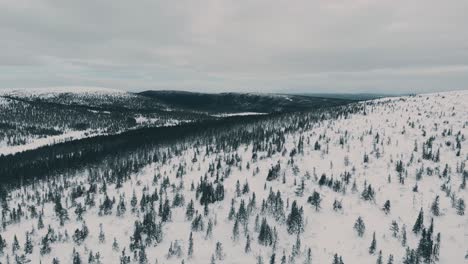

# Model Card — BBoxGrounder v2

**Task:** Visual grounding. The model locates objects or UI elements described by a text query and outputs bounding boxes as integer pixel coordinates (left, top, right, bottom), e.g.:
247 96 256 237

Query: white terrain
0 91 466 264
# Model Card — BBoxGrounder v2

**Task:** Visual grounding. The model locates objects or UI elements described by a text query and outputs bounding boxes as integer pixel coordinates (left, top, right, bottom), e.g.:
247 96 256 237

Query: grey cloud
0 0 467 93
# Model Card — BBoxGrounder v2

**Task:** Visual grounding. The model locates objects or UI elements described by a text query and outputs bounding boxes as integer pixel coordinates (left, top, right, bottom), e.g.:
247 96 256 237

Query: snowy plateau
0 91 467 264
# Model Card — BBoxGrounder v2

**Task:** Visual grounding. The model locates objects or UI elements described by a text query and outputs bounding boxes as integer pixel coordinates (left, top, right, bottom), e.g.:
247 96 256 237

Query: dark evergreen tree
390 221 399 238
11 235 20 254
382 200 391 215
245 234 251 253
307 191 322 211
0 234 6 255
430 196 440 216
376 250 383 264
185 199 195 220
286 201 304 234
456 198 465 215
188 232 194 258
412 208 424 234
369 232 377 254
24 233 33 255
354 216 366 237
258 218 273 246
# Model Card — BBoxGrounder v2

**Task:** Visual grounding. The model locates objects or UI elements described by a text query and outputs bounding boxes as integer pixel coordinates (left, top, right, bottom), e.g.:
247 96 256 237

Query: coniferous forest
0 89 466 263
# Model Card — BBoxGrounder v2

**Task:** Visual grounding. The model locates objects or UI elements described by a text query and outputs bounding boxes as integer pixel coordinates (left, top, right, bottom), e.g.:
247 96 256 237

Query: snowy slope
0 91 466 264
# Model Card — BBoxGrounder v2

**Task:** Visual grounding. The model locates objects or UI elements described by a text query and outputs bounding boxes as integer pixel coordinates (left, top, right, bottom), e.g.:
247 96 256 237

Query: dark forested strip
0 102 363 192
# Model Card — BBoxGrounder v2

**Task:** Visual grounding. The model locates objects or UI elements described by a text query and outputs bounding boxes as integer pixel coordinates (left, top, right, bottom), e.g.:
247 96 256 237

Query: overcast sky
1 0 467 94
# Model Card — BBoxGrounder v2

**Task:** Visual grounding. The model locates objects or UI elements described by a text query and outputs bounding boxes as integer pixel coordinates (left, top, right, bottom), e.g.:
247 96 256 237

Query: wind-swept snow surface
0 91 466 263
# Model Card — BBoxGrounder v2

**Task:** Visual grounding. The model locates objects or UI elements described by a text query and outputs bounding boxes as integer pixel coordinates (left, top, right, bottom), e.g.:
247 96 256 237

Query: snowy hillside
0 87 352 155
0 91 466 264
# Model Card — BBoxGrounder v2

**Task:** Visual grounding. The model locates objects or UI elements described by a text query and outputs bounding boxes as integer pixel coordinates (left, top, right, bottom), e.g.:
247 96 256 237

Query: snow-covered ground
0 129 100 155
0 86 128 98
211 112 268 117
0 91 466 264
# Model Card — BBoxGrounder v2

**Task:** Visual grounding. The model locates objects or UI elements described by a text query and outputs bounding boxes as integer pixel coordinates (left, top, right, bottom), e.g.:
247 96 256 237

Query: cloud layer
1 0 467 93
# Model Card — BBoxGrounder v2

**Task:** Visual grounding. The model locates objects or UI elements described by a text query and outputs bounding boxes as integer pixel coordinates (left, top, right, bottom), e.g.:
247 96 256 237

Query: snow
0 86 129 98
0 90 467 264
211 112 268 117
0 129 102 156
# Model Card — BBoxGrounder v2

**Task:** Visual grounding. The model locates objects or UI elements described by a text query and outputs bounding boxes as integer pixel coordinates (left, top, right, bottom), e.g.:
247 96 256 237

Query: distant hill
0 87 355 154
139 90 354 113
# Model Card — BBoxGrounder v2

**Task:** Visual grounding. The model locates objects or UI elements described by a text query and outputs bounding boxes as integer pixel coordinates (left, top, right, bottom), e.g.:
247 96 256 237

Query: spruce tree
387 254 394 264
431 196 440 216
401 225 407 247
287 201 304 234
412 208 424 234
11 235 20 254
382 200 391 215
98 224 105 243
245 234 251 253
369 232 377 254
307 191 322 211
112 238 120 252
305 248 312 264
0 234 6 255
390 221 399 238
354 216 366 237
188 232 194 258
269 253 276 264
376 251 383 264
456 198 465 215
24 233 33 255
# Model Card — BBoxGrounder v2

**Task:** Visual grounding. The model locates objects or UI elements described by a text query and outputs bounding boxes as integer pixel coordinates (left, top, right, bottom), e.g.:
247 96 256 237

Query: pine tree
433 232 441 261
228 199 236 221
333 199 343 211
98 224 105 243
72 248 82 264
11 235 20 254
40 235 51 255
257 256 264 264
119 248 131 264
304 248 312 264
390 221 399 238
418 228 433 263
292 232 301 257
387 254 394 264
138 246 148 264
456 198 465 215
369 232 377 254
38 214 44 229
354 216 366 237
188 232 194 258
206 219 213 239
24 232 33 254
431 196 440 216
215 242 224 260
281 252 287 264
186 199 195 220
112 238 120 252
376 251 383 264
307 191 322 211
401 225 407 247
245 234 251 253
332 254 344 264
287 201 304 234
258 218 273 246
269 253 276 264
382 200 391 215
412 208 424 234
0 234 6 255
232 218 240 241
